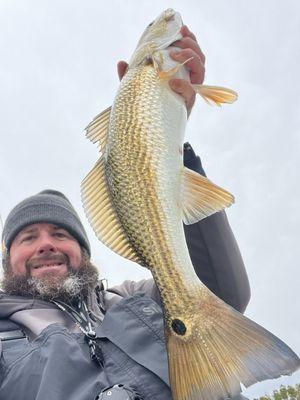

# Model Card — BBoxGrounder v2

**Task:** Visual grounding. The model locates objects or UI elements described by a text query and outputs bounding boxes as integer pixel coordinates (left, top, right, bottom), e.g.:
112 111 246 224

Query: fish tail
166 292 300 400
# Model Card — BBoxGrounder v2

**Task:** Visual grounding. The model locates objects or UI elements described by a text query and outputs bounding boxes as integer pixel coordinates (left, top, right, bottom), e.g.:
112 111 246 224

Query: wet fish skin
82 8 300 400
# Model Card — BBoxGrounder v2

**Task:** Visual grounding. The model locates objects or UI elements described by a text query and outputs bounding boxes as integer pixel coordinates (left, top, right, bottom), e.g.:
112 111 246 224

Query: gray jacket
0 145 250 400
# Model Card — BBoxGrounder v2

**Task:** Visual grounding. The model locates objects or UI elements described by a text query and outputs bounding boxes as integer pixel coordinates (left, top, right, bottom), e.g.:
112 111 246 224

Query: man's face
2 222 99 301
9 223 82 279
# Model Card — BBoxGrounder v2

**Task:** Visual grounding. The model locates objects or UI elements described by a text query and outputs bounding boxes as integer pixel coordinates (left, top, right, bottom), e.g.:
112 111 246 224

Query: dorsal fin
181 167 234 224
81 157 141 264
85 106 111 151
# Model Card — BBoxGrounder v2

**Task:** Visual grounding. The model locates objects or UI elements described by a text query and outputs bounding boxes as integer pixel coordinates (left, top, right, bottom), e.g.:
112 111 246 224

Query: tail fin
166 292 300 400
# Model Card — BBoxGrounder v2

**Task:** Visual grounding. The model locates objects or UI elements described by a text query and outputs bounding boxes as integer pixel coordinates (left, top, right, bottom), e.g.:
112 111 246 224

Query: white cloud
0 1 299 397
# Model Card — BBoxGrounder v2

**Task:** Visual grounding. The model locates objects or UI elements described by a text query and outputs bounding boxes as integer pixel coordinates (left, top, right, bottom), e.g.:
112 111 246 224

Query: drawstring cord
52 296 103 366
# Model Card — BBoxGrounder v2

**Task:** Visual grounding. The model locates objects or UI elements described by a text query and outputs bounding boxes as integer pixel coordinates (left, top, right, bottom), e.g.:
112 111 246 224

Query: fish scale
82 8 299 400
108 65 195 310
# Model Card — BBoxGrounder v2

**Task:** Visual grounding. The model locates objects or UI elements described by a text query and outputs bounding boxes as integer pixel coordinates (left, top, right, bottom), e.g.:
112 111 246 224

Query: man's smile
33 262 66 270
27 254 69 275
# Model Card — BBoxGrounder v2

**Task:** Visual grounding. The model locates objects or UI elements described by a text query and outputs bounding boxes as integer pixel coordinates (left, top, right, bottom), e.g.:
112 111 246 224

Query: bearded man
1 193 99 304
0 182 250 400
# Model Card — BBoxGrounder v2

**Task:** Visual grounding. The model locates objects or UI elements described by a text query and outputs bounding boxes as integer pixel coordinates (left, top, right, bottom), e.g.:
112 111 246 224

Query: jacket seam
1 328 77 380
104 343 161 400
123 303 165 345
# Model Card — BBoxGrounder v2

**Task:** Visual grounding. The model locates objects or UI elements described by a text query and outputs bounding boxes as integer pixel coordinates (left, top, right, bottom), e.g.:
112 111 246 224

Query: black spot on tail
171 319 186 336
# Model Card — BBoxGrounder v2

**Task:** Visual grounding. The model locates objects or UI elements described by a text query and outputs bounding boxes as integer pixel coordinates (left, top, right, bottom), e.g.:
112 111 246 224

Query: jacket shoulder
104 278 161 309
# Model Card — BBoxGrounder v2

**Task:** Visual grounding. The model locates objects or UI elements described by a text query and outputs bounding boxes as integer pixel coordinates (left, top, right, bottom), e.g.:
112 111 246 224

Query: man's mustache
26 252 70 271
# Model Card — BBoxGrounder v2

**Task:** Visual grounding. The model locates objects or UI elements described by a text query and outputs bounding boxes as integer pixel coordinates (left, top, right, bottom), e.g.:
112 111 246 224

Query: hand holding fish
117 25 205 117
169 25 205 117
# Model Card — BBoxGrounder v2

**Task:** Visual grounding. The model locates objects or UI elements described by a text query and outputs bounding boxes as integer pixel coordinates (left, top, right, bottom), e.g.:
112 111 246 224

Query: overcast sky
0 0 299 397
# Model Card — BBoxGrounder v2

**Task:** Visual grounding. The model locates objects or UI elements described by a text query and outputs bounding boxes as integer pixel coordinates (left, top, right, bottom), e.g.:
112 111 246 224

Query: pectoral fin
81 157 140 263
85 106 111 151
192 85 238 106
181 167 234 224
157 57 194 80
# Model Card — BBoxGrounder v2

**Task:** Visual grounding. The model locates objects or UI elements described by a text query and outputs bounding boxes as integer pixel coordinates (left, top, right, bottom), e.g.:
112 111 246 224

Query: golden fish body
107 64 196 312
82 9 300 400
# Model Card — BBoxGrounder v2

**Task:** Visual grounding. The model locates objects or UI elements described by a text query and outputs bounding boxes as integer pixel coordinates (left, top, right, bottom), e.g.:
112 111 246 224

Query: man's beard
1 248 99 302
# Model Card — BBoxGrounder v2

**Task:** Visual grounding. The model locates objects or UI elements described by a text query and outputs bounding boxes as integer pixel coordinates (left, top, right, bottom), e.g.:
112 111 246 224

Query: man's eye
21 235 34 242
54 232 67 238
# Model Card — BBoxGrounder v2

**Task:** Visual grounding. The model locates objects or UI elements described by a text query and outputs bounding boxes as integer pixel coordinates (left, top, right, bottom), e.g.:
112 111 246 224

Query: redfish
81 9 299 400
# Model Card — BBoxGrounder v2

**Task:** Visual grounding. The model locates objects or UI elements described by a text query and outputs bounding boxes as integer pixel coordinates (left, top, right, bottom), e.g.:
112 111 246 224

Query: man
0 26 250 400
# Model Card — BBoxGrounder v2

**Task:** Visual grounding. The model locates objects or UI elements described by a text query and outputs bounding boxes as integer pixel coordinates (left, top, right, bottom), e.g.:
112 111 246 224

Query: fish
81 8 300 400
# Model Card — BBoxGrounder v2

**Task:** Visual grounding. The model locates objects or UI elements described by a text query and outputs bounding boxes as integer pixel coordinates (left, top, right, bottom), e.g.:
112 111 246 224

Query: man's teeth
34 263 64 269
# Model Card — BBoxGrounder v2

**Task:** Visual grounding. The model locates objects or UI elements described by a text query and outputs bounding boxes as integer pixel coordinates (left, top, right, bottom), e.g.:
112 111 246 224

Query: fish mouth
164 9 176 22
164 9 182 25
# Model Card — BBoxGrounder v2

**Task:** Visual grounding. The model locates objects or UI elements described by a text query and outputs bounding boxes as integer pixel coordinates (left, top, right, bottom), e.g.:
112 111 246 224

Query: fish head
129 9 183 68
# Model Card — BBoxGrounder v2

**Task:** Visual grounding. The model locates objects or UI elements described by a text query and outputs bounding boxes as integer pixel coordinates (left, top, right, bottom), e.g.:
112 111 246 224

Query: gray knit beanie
2 190 90 256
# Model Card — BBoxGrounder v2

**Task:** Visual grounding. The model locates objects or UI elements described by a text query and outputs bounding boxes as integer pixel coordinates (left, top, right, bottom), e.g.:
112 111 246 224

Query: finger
170 49 205 84
117 61 128 81
180 25 197 42
171 37 205 65
169 79 196 117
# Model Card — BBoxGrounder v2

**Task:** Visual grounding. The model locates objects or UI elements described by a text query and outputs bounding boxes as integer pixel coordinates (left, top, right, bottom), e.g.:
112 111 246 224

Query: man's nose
36 236 58 254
